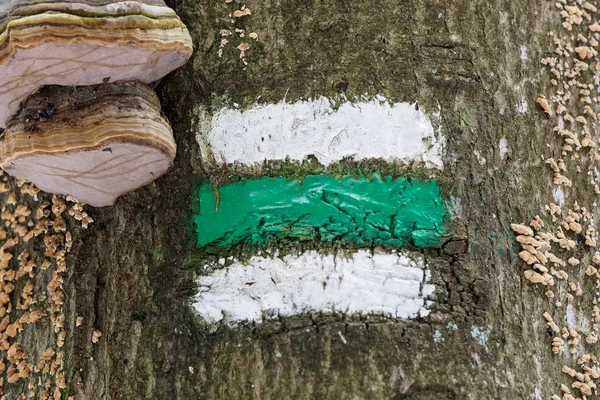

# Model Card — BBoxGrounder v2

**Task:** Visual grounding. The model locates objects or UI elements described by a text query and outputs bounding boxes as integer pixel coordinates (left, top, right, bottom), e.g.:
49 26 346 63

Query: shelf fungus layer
0 0 193 128
0 81 176 207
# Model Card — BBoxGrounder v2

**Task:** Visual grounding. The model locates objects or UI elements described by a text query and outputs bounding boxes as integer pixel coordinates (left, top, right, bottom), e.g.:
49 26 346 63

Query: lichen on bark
7 0 574 398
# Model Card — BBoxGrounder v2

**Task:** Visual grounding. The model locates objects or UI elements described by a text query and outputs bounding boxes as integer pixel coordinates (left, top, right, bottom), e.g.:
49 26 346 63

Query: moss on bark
21 0 575 398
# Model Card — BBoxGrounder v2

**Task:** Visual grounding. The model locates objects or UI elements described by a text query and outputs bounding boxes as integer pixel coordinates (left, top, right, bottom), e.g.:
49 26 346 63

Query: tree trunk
0 0 591 399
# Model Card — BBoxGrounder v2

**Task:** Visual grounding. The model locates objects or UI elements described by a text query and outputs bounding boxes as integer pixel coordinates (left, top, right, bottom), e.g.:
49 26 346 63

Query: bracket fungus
0 0 193 205
0 82 176 207
0 0 193 128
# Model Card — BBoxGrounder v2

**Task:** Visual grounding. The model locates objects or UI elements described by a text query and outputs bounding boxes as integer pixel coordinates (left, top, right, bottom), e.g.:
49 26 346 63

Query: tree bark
0 0 584 399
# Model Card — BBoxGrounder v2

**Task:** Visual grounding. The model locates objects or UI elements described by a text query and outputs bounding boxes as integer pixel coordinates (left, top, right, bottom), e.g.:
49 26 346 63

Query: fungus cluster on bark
0 0 193 206
511 0 600 397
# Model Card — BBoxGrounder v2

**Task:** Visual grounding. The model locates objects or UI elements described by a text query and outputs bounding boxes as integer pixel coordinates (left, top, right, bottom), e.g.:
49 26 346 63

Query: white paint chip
519 45 528 62
498 138 509 159
194 250 436 324
566 303 576 326
202 97 444 168
516 99 528 114
553 186 565 206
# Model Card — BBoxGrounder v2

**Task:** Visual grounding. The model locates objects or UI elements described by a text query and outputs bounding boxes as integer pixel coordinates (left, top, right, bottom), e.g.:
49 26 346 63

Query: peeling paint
519 45 528 62
194 250 435 324
552 186 565 206
193 174 447 249
516 99 528 114
498 138 509 159
201 97 444 168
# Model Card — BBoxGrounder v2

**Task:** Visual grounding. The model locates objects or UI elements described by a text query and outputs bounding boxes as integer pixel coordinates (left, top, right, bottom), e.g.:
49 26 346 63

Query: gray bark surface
1 0 574 399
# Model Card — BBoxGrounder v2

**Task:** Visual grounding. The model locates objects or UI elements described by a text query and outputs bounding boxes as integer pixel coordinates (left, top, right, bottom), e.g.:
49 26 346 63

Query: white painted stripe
194 250 436 324
202 97 444 168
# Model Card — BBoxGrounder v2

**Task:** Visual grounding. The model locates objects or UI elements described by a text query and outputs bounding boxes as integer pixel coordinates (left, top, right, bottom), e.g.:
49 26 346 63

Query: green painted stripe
194 174 447 249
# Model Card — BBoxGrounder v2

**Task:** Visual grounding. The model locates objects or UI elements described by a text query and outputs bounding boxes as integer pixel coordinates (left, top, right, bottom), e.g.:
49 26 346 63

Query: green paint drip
194 174 446 249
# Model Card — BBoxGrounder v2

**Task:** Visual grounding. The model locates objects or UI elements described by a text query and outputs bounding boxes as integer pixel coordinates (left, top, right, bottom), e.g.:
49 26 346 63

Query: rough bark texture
3 0 573 399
